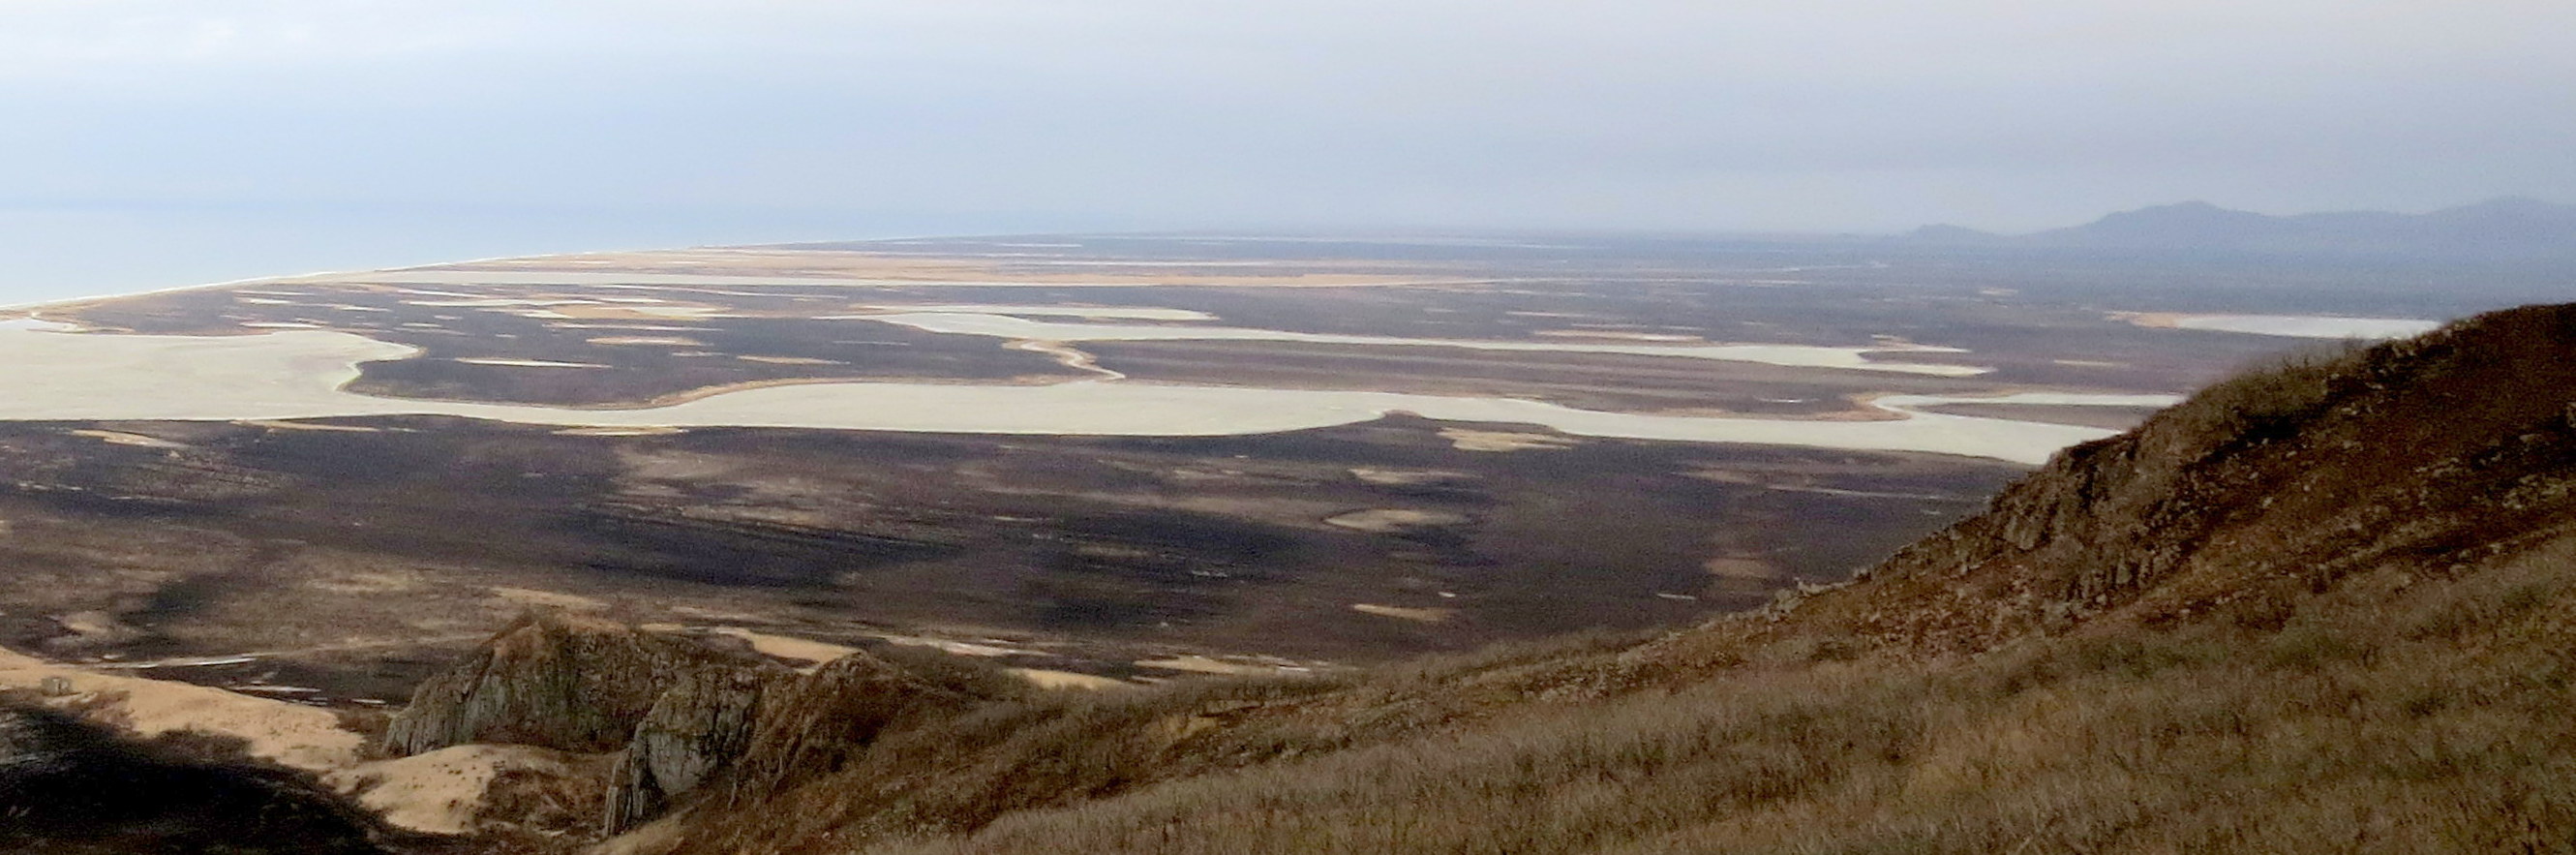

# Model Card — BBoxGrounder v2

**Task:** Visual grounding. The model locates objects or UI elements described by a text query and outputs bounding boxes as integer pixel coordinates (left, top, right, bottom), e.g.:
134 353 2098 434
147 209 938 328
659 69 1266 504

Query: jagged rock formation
602 648 996 833
386 610 1010 837
605 666 780 833
729 651 984 795
383 611 770 757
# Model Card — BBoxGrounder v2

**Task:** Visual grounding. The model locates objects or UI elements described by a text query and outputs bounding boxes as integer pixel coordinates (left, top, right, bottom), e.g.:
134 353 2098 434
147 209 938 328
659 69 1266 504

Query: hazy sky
3 1 2572 296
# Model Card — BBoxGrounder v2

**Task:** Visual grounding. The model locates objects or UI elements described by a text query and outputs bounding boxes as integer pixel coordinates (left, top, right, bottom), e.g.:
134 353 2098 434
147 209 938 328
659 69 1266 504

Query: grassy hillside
632 305 2576 854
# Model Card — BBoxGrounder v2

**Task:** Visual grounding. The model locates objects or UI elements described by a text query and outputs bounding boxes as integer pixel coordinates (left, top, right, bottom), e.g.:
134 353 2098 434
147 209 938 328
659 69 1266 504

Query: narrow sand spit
455 357 611 368
588 335 707 347
1350 603 1456 624
701 629 1114 686
855 304 1218 321
736 355 846 365
1533 329 1703 342
2168 314 2442 339
68 429 189 449
1440 428 1581 452
848 312 1990 377
871 634 1031 658
1008 669 1133 690
2116 312 2443 340
1325 508 1471 534
1135 655 1300 676
239 419 385 433
295 269 1460 290
1349 468 1476 487
554 426 687 437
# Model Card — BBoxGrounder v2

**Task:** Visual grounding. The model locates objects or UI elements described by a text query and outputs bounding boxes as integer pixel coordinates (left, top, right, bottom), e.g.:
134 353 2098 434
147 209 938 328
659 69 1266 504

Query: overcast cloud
1 1 2570 295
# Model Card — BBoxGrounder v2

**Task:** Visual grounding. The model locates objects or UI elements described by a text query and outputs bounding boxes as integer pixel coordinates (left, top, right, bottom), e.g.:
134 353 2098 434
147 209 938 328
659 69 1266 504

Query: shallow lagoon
853 312 1991 377
2169 315 2442 340
0 325 2167 464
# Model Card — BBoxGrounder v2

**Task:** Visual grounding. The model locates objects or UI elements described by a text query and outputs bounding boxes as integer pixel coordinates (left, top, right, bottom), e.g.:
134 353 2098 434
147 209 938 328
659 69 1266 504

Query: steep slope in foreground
626 304 2576 854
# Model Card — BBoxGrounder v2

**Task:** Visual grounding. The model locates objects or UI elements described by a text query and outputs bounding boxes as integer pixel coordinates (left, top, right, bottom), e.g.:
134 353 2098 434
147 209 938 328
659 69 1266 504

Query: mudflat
0 235 2488 705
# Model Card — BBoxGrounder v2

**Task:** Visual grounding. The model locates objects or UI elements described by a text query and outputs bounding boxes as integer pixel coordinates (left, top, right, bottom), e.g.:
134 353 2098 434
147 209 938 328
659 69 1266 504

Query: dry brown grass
642 308 2576 855
823 533 2576 855
2157 339 2369 445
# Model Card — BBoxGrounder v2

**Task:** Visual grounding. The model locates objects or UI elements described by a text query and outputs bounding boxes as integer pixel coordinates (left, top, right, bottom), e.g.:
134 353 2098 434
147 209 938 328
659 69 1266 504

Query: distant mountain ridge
1908 197 2576 258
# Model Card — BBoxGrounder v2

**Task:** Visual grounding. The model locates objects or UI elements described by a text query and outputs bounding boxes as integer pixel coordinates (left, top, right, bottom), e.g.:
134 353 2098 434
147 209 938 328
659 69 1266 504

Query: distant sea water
0 203 1091 307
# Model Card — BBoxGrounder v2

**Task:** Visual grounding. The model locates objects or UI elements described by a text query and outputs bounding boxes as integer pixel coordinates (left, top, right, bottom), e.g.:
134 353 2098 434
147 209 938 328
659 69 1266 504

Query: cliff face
603 664 796 834
385 612 1006 837
382 611 767 757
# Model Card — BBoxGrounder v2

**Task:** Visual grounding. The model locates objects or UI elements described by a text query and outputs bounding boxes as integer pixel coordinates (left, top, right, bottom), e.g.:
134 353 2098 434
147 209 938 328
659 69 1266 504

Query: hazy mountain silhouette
1907 197 2576 258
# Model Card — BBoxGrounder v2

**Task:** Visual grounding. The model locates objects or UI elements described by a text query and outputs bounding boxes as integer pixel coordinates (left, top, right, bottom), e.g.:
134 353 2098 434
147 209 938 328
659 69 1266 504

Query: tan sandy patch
1349 468 1475 487
490 587 610 613
1009 668 1133 690
1439 427 1579 452
322 745 596 835
1324 508 1470 534
737 355 848 366
238 419 385 433
546 302 731 321
455 357 611 369
872 634 1031 658
68 429 189 449
1532 329 1704 342
1135 655 1289 676
0 649 364 771
556 426 687 437
1350 603 1456 623
710 627 859 666
309 570 423 595
588 336 707 347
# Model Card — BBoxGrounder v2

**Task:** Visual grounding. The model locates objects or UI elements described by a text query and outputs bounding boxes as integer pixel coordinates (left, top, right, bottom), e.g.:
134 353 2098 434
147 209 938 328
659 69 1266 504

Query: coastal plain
0 235 2486 703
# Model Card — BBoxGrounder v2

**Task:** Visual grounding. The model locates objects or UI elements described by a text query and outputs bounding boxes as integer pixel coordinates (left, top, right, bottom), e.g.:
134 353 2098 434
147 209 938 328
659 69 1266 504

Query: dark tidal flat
0 235 2539 699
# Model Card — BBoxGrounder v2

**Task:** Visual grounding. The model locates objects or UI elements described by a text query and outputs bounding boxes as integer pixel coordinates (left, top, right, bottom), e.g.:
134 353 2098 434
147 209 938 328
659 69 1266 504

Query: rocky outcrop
1854 304 2576 652
388 612 1021 836
729 650 981 795
605 665 780 833
383 610 768 756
